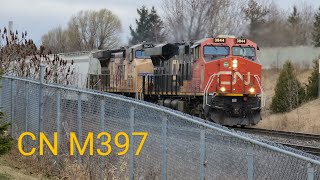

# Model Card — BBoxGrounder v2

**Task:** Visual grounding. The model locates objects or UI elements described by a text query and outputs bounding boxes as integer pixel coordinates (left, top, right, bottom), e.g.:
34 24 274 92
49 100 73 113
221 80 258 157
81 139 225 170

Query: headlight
249 87 255 93
232 59 238 68
220 87 226 92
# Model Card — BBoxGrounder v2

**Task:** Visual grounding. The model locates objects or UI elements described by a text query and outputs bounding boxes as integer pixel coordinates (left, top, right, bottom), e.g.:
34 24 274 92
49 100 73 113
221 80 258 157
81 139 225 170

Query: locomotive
90 35 264 126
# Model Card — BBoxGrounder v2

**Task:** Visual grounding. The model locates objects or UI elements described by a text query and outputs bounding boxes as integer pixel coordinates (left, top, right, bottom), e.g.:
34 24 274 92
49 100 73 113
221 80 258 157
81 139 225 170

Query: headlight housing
249 87 255 93
232 59 238 68
220 87 226 92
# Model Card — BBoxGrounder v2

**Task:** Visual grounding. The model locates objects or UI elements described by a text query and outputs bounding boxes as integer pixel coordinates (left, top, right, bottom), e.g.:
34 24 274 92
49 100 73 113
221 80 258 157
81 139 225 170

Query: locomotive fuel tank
159 99 186 112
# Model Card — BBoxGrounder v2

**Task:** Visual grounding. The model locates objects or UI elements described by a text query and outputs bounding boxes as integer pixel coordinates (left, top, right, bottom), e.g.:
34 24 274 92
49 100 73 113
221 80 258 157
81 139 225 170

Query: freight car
91 36 264 126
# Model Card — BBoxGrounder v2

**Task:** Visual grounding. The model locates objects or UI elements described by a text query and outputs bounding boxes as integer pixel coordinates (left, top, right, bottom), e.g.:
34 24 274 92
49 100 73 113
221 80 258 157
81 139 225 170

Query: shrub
0 112 13 155
271 61 305 113
305 57 320 100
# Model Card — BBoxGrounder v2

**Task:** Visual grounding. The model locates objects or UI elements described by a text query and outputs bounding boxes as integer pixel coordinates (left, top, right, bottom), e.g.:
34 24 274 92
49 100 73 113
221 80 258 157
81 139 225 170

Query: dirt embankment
256 69 320 134
256 99 320 134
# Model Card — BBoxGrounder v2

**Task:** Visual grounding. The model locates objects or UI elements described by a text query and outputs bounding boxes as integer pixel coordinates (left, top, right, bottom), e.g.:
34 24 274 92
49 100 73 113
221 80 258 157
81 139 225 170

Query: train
89 35 264 126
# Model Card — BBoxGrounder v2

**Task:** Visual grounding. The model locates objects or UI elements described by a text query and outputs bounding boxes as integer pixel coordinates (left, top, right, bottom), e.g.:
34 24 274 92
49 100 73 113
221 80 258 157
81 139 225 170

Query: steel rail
233 127 320 141
281 143 320 156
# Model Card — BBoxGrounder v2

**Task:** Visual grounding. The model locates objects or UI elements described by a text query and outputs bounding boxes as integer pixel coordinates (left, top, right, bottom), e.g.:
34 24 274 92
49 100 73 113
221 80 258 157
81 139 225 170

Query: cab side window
135 50 145 58
194 46 200 59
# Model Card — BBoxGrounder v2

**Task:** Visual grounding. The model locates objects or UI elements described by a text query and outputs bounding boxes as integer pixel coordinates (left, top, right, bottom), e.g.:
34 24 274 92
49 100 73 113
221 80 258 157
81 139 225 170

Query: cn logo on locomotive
218 71 251 85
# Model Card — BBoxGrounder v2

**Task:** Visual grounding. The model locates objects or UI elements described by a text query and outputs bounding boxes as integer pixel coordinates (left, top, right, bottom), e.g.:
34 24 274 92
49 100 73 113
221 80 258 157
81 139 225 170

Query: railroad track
282 143 320 156
232 127 320 156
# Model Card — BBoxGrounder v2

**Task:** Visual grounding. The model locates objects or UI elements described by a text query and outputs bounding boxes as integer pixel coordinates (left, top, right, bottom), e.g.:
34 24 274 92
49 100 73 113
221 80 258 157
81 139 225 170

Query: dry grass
0 149 46 180
257 68 320 134
0 142 129 180
256 99 320 134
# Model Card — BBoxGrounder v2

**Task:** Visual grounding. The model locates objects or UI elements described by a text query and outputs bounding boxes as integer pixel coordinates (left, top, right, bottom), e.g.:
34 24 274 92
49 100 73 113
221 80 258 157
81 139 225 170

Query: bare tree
207 1 247 36
261 2 291 46
66 18 83 52
161 0 243 42
41 26 67 53
41 9 122 52
297 2 315 45
68 9 122 50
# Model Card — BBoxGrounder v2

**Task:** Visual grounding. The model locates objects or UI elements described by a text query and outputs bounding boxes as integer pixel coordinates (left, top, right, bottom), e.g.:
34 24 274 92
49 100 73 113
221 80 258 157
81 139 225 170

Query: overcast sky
1 0 319 46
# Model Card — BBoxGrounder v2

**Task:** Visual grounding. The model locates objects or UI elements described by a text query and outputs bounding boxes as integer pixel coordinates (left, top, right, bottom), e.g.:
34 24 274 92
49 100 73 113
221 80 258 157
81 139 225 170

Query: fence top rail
4 76 40 84
3 75 320 165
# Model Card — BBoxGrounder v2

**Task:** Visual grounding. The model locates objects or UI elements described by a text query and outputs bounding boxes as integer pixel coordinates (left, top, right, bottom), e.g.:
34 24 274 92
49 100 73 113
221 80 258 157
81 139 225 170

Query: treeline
42 0 320 53
162 0 320 47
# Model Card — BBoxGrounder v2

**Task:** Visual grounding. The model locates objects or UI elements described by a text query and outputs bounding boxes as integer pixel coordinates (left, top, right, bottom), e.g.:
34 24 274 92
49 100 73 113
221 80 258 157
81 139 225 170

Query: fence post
307 163 314 180
247 143 254 180
161 114 167 180
100 99 106 180
56 90 61 163
77 92 82 163
318 59 320 98
10 79 14 137
25 82 29 145
129 106 135 180
38 64 44 138
200 128 206 180
0 77 3 112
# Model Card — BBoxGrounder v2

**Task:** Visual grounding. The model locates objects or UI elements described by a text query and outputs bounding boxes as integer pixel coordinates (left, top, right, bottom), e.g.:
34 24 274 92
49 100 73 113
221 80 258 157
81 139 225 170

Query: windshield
232 46 256 57
204 46 229 56
203 46 229 61
135 50 149 59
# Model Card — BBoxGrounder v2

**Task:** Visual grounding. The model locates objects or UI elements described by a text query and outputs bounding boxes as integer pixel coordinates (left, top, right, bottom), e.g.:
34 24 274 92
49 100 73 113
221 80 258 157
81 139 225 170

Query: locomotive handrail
254 75 265 108
94 78 101 89
135 86 141 99
203 74 217 108
58 51 90 57
139 86 143 100
135 82 144 99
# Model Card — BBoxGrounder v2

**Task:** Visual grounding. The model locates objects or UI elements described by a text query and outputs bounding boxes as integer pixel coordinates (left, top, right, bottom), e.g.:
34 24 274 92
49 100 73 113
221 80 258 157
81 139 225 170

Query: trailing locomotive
91 42 154 97
90 36 264 126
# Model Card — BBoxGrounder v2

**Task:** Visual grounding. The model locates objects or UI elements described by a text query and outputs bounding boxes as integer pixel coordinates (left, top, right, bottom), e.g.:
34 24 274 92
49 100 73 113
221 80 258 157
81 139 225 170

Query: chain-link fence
1 68 320 179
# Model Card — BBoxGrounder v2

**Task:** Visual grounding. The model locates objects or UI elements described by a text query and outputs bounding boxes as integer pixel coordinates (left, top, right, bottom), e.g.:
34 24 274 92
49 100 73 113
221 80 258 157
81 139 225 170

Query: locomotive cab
126 43 155 97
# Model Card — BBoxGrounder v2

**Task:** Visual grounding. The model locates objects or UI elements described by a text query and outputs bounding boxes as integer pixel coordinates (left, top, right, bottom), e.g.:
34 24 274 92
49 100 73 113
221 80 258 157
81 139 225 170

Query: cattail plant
0 27 76 85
